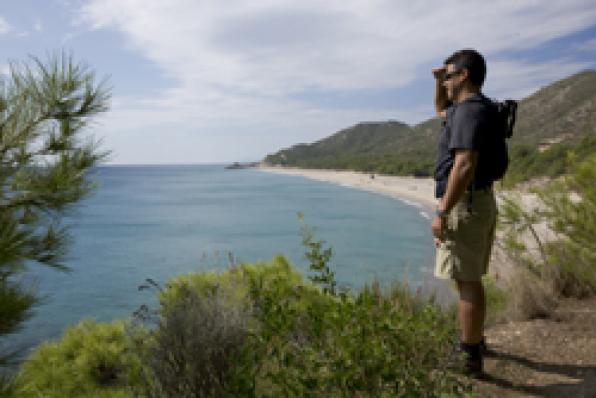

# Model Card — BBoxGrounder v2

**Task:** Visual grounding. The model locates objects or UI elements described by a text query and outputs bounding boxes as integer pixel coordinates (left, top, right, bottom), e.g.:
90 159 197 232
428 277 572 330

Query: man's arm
439 149 478 213
432 67 448 118
432 149 478 242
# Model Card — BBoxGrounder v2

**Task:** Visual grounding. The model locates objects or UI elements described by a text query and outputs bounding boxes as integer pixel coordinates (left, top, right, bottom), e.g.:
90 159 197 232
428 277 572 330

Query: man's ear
461 68 470 81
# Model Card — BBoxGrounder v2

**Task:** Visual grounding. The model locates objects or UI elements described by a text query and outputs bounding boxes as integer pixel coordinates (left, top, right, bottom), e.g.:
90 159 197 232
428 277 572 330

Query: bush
226 227 468 396
539 153 596 297
504 134 596 186
503 267 557 321
134 279 252 397
12 256 469 397
13 236 470 397
140 248 469 396
14 320 143 398
495 152 596 322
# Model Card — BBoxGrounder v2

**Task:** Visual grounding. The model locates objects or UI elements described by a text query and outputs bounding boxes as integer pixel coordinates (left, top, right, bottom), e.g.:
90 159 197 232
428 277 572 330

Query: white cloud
575 37 596 52
34 19 43 32
0 16 12 34
78 0 596 92
74 0 596 163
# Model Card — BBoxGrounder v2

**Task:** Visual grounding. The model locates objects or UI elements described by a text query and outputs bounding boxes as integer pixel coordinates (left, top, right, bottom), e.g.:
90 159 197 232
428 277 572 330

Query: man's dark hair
444 49 486 87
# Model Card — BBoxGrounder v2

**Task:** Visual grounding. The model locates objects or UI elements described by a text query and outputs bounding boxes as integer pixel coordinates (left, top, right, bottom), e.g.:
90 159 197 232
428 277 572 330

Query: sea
6 165 436 357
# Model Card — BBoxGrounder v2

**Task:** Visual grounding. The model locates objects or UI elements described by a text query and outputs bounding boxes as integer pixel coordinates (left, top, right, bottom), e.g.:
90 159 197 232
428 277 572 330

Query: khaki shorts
435 189 497 282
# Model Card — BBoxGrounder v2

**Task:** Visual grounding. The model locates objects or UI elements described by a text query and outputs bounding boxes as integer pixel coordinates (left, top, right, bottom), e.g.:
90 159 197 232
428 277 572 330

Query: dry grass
501 267 558 321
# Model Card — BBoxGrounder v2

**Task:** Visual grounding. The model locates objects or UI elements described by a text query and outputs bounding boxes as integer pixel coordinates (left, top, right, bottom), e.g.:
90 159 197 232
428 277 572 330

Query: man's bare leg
456 280 485 344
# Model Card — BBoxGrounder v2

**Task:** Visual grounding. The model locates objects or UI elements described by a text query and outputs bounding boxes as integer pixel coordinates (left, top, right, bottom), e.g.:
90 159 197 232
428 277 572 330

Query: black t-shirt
434 93 493 198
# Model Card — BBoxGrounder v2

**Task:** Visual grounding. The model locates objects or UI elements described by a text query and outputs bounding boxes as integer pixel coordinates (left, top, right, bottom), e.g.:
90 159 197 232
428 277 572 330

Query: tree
0 53 110 372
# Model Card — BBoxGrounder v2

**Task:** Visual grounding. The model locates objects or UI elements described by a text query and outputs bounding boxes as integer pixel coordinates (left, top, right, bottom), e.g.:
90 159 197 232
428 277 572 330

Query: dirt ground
471 297 596 397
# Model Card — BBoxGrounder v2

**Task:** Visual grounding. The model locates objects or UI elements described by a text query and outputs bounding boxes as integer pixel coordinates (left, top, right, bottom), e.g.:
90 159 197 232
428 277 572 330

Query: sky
1 1 595 164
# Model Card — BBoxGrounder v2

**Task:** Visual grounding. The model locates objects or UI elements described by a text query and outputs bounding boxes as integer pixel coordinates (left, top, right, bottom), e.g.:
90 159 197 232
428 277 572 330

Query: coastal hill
263 70 596 180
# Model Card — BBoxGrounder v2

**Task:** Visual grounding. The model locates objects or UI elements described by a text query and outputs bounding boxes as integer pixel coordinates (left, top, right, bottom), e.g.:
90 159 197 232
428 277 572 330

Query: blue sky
1 0 595 164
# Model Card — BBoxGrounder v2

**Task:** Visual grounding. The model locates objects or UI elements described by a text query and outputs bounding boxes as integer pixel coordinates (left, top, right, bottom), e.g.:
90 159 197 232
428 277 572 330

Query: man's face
442 63 464 101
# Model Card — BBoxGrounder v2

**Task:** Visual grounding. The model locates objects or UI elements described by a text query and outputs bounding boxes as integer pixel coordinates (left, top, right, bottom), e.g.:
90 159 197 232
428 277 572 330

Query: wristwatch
435 207 449 218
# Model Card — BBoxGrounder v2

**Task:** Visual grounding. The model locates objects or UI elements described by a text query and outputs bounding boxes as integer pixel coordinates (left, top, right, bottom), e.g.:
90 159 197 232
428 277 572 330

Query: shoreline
256 165 536 293
257 165 459 303
257 165 437 216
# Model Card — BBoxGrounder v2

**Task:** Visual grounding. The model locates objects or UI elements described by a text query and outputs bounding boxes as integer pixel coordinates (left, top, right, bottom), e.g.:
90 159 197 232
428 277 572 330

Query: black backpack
483 97 517 181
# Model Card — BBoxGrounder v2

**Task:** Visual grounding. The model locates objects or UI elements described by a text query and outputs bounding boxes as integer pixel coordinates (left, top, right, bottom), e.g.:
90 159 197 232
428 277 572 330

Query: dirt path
472 298 596 397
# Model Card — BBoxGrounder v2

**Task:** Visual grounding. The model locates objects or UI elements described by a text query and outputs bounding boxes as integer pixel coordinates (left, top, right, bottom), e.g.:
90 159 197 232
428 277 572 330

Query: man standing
431 49 498 376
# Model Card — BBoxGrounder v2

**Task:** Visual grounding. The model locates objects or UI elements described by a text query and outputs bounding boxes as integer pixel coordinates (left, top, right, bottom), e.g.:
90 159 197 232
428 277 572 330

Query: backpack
483 97 517 182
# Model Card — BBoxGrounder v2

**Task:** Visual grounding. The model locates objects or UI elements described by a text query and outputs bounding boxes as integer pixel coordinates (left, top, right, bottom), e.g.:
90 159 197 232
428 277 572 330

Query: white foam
397 197 422 209
419 211 431 220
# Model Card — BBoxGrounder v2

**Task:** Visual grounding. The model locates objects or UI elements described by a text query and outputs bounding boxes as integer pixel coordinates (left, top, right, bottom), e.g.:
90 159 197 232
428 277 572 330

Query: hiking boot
460 341 484 378
447 339 484 378
463 355 483 376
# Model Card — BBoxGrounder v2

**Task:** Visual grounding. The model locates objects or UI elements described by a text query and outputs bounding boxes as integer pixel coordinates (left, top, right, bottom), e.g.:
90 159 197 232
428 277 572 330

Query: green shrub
12 255 469 397
496 152 596 322
13 232 471 397
140 247 469 396
135 282 251 398
14 320 143 398
226 232 467 396
539 153 596 297
504 134 596 186
160 255 306 313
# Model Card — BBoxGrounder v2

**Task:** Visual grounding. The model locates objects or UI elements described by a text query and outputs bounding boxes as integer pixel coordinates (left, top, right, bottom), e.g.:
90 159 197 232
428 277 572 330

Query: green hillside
264 70 596 182
266 121 436 176
512 70 596 146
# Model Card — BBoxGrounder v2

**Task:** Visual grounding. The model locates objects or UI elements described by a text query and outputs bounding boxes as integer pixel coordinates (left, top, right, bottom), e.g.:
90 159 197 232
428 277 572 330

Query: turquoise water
7 165 435 355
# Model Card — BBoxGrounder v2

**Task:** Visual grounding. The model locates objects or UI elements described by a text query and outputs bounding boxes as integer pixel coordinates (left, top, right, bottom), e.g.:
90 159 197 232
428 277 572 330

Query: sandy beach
258 166 437 214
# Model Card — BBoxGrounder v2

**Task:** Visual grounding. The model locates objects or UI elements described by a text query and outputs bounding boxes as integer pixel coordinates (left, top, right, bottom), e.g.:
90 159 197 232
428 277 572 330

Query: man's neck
455 87 480 103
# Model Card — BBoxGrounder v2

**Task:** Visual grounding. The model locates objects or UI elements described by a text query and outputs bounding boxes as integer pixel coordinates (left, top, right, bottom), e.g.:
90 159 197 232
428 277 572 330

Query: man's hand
431 215 446 247
433 67 448 117
432 66 446 81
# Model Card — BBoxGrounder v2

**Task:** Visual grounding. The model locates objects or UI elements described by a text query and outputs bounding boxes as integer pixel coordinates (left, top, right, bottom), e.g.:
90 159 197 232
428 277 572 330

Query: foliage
133 279 252 397
13 320 142 398
497 192 548 275
12 231 469 397
509 70 596 147
482 275 507 325
222 225 468 397
538 153 596 296
137 224 469 397
0 52 109 373
496 192 560 320
263 119 438 177
503 134 596 187
503 267 557 321
299 213 336 295
496 152 596 321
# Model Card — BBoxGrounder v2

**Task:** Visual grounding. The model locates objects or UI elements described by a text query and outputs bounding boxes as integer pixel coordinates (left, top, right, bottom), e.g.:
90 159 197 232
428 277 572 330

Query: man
431 49 498 376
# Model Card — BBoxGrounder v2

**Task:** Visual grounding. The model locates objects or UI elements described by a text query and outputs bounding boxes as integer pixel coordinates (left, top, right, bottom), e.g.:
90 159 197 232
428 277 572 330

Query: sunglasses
443 70 462 81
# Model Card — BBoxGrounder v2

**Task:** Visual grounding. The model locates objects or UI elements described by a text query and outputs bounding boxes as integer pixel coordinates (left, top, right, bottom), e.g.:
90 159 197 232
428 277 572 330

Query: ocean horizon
6 164 436 358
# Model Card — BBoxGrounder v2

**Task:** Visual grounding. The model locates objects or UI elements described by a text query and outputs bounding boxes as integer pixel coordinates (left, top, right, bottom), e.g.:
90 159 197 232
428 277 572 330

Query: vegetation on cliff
13 240 470 397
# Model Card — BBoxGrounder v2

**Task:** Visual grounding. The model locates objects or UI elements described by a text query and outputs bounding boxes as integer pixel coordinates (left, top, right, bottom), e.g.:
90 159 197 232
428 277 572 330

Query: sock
460 341 482 360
